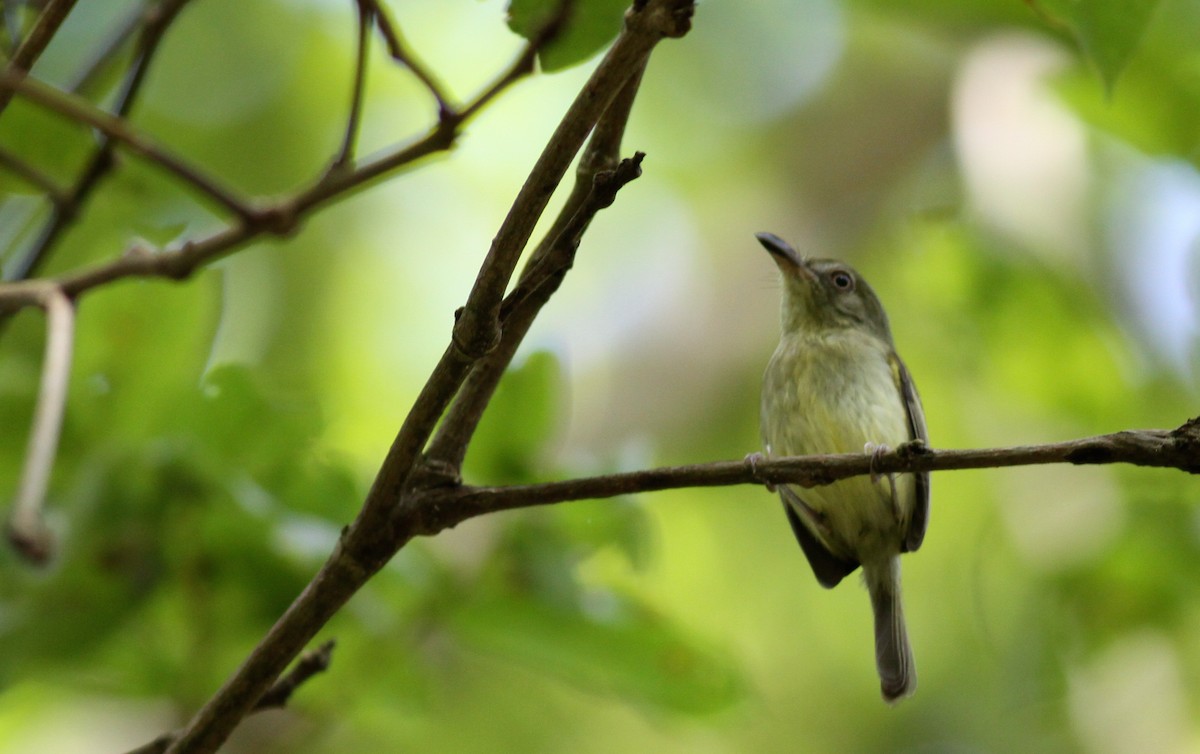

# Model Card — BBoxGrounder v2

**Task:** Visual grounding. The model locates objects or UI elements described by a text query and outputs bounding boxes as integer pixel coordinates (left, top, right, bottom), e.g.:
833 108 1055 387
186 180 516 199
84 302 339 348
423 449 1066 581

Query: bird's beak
755 232 813 280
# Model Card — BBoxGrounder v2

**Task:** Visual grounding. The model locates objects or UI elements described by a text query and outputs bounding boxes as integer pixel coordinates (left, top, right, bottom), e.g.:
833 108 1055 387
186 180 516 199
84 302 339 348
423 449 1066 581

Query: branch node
250 203 301 239
451 311 501 359
628 0 695 39
1170 416 1200 473
897 439 929 459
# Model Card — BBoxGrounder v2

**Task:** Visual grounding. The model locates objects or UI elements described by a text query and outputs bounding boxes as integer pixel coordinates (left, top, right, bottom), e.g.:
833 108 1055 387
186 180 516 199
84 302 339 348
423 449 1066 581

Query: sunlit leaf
1028 0 1165 90
464 350 564 484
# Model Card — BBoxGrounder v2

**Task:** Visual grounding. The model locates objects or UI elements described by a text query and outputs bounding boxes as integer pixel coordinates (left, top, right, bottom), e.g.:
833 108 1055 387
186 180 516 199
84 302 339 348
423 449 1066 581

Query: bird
756 231 929 702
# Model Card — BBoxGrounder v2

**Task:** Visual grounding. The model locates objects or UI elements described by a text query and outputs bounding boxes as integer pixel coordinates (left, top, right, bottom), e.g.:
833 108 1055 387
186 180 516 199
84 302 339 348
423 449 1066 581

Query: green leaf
0 99 90 196
507 0 629 72
450 591 745 715
1028 0 1165 91
464 350 564 484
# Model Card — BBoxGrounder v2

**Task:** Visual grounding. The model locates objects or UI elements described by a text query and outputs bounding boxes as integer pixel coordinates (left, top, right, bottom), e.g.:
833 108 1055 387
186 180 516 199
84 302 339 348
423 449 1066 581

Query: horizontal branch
408 419 1200 534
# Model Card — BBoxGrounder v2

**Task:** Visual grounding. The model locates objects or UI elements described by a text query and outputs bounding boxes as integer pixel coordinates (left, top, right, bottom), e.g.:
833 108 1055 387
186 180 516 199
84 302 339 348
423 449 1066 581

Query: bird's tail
864 557 915 702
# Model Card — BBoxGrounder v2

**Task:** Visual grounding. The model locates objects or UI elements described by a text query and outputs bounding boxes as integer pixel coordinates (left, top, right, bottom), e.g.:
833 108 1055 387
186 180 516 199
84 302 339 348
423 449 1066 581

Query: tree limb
425 65 647 470
0 1 566 309
126 641 337 754
407 420 1200 535
161 5 694 751
450 0 693 360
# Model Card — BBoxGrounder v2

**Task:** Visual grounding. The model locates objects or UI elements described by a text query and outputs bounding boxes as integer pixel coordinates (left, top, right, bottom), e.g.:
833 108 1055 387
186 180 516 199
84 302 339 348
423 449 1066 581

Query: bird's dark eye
829 270 855 291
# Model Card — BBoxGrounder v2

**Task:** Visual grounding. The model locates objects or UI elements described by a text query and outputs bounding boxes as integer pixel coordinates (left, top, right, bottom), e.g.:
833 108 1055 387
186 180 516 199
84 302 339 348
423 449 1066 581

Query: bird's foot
864 442 891 484
744 451 774 491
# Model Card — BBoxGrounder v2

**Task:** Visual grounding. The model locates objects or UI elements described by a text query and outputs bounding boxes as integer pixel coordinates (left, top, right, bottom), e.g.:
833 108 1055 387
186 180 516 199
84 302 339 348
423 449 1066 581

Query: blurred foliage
0 0 1198 753
507 0 628 71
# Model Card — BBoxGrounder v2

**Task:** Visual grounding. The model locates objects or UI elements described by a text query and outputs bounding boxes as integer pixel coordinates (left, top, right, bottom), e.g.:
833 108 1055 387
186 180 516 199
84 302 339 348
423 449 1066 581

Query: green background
1 0 1199 751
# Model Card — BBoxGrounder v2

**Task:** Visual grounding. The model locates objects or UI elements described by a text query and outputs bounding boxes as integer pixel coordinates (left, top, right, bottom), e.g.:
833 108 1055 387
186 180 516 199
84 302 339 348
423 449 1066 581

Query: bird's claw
744 451 775 491
864 442 891 484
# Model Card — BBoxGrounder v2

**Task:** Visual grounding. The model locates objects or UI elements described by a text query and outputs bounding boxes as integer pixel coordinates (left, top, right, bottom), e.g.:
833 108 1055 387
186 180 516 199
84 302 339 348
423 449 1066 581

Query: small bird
756 231 929 702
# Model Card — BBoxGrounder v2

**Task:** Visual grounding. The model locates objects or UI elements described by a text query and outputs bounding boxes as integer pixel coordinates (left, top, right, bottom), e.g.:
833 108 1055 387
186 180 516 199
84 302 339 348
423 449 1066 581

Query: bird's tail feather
865 557 915 702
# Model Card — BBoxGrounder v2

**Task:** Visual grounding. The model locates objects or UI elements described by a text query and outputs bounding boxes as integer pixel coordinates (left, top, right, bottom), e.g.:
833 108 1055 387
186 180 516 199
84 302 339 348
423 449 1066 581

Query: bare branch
0 146 69 202
0 0 570 306
6 284 74 563
408 421 1200 534
0 70 257 222
162 5 694 751
0 0 79 115
450 0 692 360
8 0 195 282
364 0 451 118
327 0 375 173
426 68 647 469
126 641 337 754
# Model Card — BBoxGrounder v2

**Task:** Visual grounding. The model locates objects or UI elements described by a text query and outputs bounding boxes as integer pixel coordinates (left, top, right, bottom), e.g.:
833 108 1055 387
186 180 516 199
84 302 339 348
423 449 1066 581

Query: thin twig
0 0 573 304
0 0 79 115
0 70 257 222
7 0 195 282
409 421 1200 534
126 641 337 754
6 284 74 563
365 0 451 118
0 146 69 203
327 0 374 173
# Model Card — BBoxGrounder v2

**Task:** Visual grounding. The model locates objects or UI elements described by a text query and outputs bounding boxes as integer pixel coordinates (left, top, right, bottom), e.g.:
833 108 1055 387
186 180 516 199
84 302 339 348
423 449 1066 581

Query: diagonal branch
7 0 195 283
327 0 376 174
364 0 451 118
408 420 1200 534
450 0 692 360
0 0 79 115
0 0 570 308
0 70 257 222
0 146 69 203
425 65 648 470
161 5 695 752
126 640 337 754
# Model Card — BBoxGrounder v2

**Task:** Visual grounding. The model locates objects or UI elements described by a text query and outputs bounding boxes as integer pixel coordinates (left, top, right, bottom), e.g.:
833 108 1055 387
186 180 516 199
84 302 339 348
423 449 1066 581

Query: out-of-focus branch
0 70 257 221
363 0 451 118
327 0 375 173
408 420 1200 534
0 146 69 203
0 0 78 115
7 0 195 282
0 1 581 307
5 284 74 563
